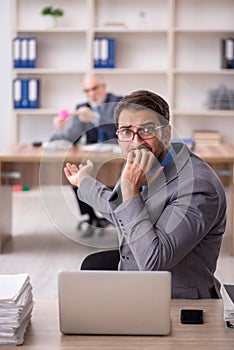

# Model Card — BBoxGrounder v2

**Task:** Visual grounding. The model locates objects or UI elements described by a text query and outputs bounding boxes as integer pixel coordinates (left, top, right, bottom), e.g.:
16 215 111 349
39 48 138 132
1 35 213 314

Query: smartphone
180 309 203 324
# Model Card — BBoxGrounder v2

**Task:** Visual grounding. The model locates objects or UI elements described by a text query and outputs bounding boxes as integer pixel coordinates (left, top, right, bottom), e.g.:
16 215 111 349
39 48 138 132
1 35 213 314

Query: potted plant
41 6 64 27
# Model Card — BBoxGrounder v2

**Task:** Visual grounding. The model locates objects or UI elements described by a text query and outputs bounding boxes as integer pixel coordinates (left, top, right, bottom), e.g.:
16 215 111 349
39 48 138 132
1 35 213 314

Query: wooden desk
0 144 123 252
0 143 234 254
194 144 234 255
0 143 124 187
10 299 234 349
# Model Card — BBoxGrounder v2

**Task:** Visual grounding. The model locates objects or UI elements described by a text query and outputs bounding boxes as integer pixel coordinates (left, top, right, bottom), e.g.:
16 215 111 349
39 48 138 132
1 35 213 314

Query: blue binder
28 79 40 108
27 38 37 68
13 79 22 108
20 38 28 68
93 37 116 68
13 38 21 68
221 38 234 69
21 79 30 108
93 38 100 68
13 37 37 68
13 78 40 109
107 38 115 68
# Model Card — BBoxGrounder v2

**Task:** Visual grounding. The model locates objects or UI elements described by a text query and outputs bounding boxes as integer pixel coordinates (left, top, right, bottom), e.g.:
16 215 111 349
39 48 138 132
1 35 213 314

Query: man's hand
64 160 94 187
53 115 66 130
74 106 96 123
121 148 164 201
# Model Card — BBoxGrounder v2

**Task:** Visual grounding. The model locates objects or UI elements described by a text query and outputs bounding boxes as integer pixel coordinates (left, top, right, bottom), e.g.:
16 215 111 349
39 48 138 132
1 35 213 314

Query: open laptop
58 270 171 335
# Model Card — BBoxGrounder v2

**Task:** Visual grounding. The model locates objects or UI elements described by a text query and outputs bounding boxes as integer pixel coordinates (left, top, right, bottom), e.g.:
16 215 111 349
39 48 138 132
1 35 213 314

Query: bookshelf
11 0 234 144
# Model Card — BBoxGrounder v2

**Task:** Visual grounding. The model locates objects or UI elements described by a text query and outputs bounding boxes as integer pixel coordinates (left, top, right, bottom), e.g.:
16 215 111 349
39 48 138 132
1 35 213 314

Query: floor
0 186 233 299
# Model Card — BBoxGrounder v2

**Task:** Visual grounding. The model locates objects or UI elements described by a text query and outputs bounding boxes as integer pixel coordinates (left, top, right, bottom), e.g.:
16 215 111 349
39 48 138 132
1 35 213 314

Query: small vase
43 16 57 28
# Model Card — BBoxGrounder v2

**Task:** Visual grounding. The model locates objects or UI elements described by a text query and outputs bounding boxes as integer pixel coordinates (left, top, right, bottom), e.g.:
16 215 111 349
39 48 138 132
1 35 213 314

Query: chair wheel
77 220 89 230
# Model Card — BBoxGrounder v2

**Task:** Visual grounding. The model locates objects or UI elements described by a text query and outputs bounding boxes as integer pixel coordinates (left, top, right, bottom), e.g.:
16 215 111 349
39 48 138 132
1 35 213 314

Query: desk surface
0 144 124 163
12 299 234 350
0 143 234 163
194 144 234 163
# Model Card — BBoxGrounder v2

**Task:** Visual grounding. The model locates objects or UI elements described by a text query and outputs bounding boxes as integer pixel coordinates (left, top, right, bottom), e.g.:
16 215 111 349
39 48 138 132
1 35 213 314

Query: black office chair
80 249 120 271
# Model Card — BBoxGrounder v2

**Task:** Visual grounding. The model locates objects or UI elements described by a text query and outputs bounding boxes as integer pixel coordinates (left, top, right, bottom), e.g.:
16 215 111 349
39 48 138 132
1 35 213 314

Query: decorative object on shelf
205 84 234 110
40 6 64 28
137 10 149 29
102 22 127 30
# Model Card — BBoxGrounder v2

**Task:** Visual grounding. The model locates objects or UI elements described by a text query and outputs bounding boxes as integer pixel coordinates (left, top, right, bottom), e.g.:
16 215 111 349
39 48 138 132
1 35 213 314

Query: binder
93 37 116 68
13 78 30 108
27 38 37 68
13 78 40 109
221 38 234 69
21 79 29 108
13 38 21 68
107 38 115 68
13 79 22 108
12 37 37 68
100 38 109 67
93 38 100 68
28 79 40 108
21 38 28 68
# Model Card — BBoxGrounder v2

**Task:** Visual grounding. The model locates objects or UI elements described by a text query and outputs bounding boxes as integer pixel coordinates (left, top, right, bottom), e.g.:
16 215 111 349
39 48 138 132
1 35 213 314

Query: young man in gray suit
64 90 226 299
51 74 122 237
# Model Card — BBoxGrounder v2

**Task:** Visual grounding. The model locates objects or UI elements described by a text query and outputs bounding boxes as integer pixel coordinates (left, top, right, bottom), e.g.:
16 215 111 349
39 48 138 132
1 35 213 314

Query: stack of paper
192 130 222 145
221 284 234 328
0 274 34 345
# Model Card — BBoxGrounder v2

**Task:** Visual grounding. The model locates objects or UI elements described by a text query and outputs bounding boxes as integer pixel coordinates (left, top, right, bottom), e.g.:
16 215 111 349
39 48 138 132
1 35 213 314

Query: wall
0 0 11 150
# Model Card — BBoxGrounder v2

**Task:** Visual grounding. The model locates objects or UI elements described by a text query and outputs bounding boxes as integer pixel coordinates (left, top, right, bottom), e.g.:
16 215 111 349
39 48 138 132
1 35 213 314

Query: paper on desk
0 273 34 345
80 143 121 153
0 273 30 302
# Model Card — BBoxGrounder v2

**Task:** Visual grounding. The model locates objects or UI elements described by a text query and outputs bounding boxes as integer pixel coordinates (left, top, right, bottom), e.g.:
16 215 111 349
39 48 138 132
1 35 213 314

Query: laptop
58 270 171 335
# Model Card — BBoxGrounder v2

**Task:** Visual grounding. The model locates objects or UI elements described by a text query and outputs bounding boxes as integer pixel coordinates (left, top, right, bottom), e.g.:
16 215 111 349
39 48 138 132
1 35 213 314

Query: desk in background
0 143 124 187
194 144 234 256
16 299 234 350
0 144 123 252
0 143 234 255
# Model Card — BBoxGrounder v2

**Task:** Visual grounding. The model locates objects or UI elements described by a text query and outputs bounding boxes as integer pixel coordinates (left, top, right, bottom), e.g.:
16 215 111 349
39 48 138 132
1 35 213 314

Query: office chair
80 249 119 271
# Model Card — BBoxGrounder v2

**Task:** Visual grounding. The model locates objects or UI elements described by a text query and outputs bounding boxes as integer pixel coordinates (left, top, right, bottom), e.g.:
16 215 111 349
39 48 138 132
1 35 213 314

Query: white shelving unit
11 0 234 144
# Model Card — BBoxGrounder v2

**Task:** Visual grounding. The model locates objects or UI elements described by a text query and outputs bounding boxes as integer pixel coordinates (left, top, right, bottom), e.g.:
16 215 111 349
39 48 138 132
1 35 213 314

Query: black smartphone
180 309 203 324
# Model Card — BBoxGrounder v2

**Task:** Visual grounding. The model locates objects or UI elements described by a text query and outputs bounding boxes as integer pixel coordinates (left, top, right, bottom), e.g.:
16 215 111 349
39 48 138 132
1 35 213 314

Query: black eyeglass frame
116 125 166 142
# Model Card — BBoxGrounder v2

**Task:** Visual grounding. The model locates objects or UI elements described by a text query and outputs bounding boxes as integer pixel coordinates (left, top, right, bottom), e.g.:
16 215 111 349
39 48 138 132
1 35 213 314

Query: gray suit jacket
78 143 227 299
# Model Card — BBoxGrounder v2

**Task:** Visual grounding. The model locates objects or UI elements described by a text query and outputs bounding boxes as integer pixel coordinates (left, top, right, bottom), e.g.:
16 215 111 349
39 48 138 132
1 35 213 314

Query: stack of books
221 284 234 328
0 274 34 345
192 130 222 145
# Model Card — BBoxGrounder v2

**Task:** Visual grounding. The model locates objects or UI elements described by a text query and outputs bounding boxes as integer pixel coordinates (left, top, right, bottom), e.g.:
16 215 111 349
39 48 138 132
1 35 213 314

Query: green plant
41 6 64 17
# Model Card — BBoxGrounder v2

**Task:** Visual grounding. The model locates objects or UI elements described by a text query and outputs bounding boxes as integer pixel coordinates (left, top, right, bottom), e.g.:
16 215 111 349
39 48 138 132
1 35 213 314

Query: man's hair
83 73 105 84
114 90 170 126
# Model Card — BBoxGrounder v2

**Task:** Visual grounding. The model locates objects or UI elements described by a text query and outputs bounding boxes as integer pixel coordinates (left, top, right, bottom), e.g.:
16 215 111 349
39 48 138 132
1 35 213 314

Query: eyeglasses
83 84 102 94
116 125 165 142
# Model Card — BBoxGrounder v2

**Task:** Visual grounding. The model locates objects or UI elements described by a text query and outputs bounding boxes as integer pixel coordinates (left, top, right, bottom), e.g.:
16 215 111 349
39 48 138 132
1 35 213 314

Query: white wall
0 0 11 150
